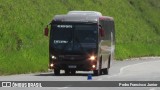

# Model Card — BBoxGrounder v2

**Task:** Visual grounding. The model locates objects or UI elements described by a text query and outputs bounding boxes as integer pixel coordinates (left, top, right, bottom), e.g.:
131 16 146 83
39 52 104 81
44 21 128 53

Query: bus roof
67 11 102 16
53 11 113 22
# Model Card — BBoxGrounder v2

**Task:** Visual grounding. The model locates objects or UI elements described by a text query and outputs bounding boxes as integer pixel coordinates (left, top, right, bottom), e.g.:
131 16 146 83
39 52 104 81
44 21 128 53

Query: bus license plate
68 65 77 68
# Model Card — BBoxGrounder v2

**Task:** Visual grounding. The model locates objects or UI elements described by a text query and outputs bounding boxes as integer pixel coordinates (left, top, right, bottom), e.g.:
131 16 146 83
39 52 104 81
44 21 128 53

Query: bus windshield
50 23 98 52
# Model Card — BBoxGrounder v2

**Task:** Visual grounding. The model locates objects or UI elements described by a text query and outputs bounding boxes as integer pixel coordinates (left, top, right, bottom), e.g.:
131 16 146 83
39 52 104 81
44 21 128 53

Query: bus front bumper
49 60 97 71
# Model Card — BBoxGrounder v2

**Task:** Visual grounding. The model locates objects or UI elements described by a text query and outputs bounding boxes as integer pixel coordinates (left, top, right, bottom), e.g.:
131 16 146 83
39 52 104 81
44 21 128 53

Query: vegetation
0 0 160 75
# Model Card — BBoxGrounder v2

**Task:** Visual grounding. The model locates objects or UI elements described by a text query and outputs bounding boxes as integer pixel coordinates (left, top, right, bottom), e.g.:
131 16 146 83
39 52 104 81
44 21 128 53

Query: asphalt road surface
0 57 160 90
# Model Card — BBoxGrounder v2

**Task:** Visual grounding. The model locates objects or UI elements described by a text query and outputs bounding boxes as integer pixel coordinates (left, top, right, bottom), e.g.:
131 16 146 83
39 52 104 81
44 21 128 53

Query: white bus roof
67 11 102 16
53 11 113 22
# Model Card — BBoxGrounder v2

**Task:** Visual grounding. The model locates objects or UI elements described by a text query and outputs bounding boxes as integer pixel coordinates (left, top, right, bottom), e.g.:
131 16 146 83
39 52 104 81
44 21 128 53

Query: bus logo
2 82 11 87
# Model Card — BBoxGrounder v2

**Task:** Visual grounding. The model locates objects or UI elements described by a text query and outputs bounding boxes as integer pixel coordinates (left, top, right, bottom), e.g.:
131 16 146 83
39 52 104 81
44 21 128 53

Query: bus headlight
50 63 54 67
89 55 96 61
51 55 57 59
92 65 96 68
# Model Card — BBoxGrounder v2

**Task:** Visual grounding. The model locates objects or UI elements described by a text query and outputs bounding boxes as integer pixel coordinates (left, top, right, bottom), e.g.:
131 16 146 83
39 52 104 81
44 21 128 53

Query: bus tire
65 70 70 75
93 70 100 76
108 55 111 68
71 70 76 75
54 69 60 75
102 68 108 75
100 56 103 75
94 57 102 76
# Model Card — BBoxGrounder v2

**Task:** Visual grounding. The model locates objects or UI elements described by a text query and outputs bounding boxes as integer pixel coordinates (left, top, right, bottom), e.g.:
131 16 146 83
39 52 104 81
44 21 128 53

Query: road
0 57 160 90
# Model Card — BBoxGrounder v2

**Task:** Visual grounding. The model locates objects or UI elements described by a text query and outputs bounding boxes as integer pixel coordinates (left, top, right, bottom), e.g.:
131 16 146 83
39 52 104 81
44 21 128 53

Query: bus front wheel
54 69 60 75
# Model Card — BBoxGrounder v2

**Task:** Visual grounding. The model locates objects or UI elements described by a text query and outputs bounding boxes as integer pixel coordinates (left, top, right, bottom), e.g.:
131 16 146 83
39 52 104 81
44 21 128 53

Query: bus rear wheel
102 68 108 75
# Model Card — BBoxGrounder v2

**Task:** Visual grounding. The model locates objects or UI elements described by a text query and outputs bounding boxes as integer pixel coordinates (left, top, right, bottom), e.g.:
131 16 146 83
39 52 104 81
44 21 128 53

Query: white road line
57 87 69 89
107 60 160 78
149 88 156 90
57 85 72 89
118 60 160 75
97 78 102 80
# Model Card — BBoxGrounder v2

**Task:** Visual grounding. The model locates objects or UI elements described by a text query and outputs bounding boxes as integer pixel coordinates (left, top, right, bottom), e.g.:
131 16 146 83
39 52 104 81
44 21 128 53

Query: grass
116 43 160 60
0 0 160 75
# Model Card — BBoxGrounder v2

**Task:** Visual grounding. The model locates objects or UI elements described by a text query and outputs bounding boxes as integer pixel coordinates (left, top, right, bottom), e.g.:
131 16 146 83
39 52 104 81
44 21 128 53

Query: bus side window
99 25 105 37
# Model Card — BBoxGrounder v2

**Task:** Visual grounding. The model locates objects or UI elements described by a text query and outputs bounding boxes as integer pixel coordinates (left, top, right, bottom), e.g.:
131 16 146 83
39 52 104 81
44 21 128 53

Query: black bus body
45 11 115 76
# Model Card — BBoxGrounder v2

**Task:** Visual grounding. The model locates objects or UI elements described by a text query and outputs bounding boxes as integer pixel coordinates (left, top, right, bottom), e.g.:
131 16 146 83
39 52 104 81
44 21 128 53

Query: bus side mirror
44 25 49 36
99 28 105 37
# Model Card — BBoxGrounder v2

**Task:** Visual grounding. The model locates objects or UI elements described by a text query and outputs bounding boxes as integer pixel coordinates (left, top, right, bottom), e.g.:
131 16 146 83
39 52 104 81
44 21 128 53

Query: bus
44 11 115 76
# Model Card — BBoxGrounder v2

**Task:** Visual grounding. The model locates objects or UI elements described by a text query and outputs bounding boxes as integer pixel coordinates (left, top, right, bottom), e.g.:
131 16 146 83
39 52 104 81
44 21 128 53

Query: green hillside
0 0 160 75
